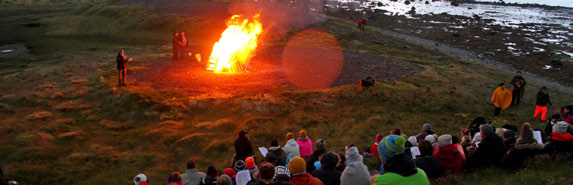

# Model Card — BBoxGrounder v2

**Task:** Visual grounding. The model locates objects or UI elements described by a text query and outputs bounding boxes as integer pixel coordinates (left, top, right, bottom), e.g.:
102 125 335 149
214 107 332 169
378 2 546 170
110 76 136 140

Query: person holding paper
414 140 442 179
465 124 506 171
264 139 287 166
501 123 546 171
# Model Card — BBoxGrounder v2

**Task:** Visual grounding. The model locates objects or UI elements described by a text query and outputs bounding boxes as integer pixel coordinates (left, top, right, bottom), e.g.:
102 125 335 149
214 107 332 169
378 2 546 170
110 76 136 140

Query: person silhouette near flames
172 32 182 60
116 50 133 87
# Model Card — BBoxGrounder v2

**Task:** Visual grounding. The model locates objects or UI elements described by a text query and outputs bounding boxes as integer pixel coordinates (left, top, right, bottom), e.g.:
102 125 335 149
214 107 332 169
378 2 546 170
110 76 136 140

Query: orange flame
207 14 263 73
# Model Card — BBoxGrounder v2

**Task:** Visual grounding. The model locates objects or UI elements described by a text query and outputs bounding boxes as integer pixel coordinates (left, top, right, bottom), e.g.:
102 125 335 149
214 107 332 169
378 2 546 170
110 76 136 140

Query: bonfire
206 14 263 73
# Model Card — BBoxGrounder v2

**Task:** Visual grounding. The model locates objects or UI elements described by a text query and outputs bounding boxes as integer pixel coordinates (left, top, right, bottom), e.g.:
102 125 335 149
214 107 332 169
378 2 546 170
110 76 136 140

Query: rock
478 53 485 60
55 118 75 124
405 0 411 5
54 101 91 111
57 131 83 139
87 114 101 121
51 91 64 100
484 52 495 57
433 55 447 60
473 14 481 20
452 32 460 37
425 1 429 5
550 60 563 67
377 2 383 6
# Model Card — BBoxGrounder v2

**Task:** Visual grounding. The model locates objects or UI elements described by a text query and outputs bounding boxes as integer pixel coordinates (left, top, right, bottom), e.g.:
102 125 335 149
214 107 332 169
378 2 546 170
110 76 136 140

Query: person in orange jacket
491 83 512 116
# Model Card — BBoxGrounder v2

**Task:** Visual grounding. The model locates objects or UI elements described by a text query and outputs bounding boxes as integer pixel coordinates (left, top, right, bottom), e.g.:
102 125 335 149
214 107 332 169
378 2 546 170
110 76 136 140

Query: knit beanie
286 132 294 140
224 168 236 178
245 157 256 169
271 139 279 147
207 166 217 177
314 161 321 170
376 134 384 143
480 124 495 137
378 135 406 162
316 139 325 149
425 135 436 147
345 146 363 165
134 173 147 185
288 156 306 175
517 123 536 144
407 136 418 146
298 130 307 139
553 121 569 134
437 134 452 148
259 162 275 180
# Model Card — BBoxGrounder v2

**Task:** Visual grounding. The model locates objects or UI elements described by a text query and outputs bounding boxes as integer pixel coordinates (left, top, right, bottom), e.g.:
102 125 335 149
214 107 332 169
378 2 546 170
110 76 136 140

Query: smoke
228 0 327 33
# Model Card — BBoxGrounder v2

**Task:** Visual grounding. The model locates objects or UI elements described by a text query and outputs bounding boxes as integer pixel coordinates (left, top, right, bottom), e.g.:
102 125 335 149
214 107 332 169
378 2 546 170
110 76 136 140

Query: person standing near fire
180 31 188 59
172 32 181 60
116 50 133 87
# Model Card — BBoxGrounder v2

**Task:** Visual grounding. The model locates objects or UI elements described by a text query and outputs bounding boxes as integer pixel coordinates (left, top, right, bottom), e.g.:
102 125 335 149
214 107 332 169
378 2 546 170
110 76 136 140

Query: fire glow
207 14 262 73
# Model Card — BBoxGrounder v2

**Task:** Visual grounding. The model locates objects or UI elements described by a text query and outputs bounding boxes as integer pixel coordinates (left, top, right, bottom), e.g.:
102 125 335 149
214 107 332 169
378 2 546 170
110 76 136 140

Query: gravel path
370 27 573 92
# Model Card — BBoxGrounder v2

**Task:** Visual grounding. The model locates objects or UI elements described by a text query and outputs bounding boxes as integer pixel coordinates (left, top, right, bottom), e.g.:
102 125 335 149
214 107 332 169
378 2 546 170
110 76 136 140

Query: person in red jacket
561 105 573 124
116 50 133 87
365 134 384 157
433 134 464 175
289 157 324 185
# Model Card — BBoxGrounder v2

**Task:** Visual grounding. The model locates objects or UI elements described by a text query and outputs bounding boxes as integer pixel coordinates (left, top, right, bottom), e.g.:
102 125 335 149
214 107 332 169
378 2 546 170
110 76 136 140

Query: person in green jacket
372 135 430 185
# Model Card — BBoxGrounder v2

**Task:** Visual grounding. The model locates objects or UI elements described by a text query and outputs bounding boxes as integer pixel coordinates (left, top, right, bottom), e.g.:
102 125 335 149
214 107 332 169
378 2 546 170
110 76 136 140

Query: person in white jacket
283 132 300 158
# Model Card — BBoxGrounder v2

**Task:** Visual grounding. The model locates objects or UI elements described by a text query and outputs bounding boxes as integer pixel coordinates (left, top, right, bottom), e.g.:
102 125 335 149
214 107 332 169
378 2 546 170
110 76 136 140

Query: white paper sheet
410 146 421 159
259 147 268 157
533 131 543 144
474 141 481 148
236 170 251 185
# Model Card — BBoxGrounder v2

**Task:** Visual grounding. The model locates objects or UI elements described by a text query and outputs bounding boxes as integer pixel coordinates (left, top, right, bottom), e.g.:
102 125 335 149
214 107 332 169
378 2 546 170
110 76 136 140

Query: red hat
224 168 236 178
246 157 256 169
376 134 384 142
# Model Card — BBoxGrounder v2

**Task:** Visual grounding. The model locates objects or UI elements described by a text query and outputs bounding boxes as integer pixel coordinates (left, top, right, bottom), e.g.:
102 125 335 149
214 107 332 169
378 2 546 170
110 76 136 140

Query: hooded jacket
284 139 301 157
465 134 506 171
414 156 442 179
306 148 326 173
502 142 545 171
290 173 324 185
200 175 217 185
297 138 313 158
341 147 370 185
311 152 341 185
433 144 464 174
235 136 254 160
535 91 551 106
181 168 206 185
265 147 287 165
373 154 430 185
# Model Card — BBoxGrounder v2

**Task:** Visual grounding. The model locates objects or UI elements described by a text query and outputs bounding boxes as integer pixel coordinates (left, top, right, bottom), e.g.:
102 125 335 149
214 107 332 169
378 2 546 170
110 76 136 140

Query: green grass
0 2 572 185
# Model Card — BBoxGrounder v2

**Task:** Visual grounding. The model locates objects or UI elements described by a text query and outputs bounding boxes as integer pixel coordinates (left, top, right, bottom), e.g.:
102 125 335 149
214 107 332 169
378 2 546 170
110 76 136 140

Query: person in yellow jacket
491 83 512 116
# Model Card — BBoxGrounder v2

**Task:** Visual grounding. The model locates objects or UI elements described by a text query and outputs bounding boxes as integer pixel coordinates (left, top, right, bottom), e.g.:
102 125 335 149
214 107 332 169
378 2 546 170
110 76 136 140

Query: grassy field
0 1 572 185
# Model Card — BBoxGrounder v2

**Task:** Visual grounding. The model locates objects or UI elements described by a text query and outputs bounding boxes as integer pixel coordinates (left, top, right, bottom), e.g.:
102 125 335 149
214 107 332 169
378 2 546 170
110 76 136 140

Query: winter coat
181 168 207 185
311 152 341 185
511 76 527 86
502 142 546 171
306 148 326 173
235 136 254 160
290 173 324 185
465 134 506 171
116 54 129 70
536 92 551 106
492 87 512 109
433 144 464 174
345 147 363 165
504 138 516 152
563 112 573 124
200 175 217 185
545 132 573 155
454 144 466 160
373 154 430 185
265 147 287 165
545 121 556 140
340 161 370 185
284 139 301 157
297 138 313 158
414 156 442 179
369 141 380 156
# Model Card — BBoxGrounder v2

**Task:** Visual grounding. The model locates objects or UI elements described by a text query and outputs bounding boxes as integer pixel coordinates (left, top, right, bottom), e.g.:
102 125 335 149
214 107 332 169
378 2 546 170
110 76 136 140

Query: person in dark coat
503 130 517 152
561 105 573 124
544 121 573 156
336 152 346 172
433 135 464 175
467 117 487 138
116 50 132 87
172 32 181 60
200 166 218 185
534 86 552 121
414 140 442 179
465 124 506 171
306 139 326 173
247 162 275 185
511 80 523 106
235 130 254 162
311 152 341 185
545 114 561 139
265 139 287 166
510 71 527 99
502 123 546 171
0 168 9 185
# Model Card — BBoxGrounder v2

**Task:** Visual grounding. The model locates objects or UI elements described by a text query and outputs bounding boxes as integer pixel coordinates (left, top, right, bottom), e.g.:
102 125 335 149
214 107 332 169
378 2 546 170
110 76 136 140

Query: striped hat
378 135 406 162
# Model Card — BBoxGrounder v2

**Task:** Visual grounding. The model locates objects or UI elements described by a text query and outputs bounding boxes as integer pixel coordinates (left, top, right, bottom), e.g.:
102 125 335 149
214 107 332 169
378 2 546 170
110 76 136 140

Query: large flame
207 14 263 73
